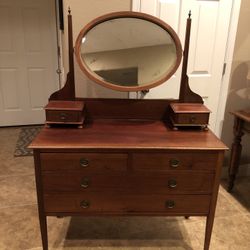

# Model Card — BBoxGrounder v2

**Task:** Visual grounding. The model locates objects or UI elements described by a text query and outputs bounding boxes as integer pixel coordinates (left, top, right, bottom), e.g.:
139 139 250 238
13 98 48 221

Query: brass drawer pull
189 115 196 123
59 112 67 120
166 200 175 209
80 200 90 209
80 158 89 167
168 179 177 188
81 177 90 188
170 159 180 168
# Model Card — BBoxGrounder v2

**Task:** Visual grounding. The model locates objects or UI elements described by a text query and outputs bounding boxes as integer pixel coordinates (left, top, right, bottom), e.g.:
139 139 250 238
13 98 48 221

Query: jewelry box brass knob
166 200 175 209
59 112 67 120
80 158 89 167
80 177 90 188
80 200 90 209
189 115 196 123
170 159 180 168
168 179 177 188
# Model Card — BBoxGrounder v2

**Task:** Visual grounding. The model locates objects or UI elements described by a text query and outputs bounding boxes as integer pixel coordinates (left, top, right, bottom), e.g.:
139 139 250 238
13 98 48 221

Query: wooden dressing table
30 10 227 250
228 109 250 192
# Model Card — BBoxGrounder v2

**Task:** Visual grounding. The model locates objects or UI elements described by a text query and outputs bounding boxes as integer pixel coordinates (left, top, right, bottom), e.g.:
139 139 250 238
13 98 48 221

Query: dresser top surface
29 119 227 150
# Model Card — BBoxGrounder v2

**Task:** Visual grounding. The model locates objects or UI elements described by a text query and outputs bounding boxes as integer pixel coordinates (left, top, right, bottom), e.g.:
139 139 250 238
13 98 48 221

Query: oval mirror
75 11 182 92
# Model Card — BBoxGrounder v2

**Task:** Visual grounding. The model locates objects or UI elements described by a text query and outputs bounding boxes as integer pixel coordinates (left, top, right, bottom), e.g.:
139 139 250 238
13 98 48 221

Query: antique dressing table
30 10 227 250
228 109 250 192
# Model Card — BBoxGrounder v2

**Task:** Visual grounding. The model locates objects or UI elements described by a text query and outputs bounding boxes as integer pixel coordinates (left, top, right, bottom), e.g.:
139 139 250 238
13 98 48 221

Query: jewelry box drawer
46 110 81 123
132 152 217 171
44 193 211 214
171 112 209 125
40 153 128 171
42 171 214 194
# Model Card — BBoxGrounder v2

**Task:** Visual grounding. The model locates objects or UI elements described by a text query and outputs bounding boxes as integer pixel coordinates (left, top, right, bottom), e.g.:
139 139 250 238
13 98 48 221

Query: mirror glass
76 14 182 91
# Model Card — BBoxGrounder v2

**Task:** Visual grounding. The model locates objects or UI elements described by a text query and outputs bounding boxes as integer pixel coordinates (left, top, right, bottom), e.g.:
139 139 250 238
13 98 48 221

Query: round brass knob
59 112 67 120
189 115 196 123
80 158 89 167
81 177 90 188
166 200 175 209
170 159 180 168
80 200 90 209
168 179 177 188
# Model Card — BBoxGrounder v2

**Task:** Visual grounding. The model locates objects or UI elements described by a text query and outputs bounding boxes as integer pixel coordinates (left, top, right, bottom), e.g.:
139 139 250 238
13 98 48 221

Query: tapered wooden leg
227 117 244 192
33 151 48 250
203 152 224 250
38 212 48 250
204 215 214 250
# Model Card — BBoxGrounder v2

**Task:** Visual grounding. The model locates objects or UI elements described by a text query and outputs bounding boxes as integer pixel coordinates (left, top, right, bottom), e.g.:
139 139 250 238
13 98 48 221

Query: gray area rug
14 126 42 157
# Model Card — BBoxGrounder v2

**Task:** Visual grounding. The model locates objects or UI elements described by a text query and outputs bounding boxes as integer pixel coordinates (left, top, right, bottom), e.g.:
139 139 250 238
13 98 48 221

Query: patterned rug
14 126 42 157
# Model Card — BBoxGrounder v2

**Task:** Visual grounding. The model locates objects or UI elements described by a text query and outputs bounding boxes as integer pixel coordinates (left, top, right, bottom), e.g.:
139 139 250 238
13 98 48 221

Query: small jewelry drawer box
45 100 85 128
169 103 210 130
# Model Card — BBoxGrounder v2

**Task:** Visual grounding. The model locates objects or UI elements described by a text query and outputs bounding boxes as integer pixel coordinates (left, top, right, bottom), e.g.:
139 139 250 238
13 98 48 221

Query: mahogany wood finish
40 152 127 171
179 12 203 104
170 103 210 113
78 98 174 121
132 151 217 171
75 11 182 92
44 101 85 127
42 171 214 194
43 193 211 214
33 151 48 250
30 100 227 250
228 109 250 192
30 119 225 151
169 103 210 129
49 9 75 101
30 9 227 250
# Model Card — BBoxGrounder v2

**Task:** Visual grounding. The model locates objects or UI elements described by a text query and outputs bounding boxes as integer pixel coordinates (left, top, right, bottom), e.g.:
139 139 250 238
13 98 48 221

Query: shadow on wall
221 61 250 166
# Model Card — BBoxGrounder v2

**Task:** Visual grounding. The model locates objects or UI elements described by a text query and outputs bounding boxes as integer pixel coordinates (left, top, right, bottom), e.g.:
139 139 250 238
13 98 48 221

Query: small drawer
132 152 217 171
130 172 214 194
46 110 80 123
173 113 209 125
44 193 211 215
40 153 127 171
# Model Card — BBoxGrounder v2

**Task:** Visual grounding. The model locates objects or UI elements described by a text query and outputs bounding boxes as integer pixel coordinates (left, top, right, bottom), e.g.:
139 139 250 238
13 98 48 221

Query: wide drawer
44 193 211 215
42 171 214 194
40 153 127 171
132 152 217 171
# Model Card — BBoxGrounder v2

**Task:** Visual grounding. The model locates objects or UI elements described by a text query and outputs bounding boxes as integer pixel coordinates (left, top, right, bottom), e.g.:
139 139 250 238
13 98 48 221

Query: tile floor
0 127 249 250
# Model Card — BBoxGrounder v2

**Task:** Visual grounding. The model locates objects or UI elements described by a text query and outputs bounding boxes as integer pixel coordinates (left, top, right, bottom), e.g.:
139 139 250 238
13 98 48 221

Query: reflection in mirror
80 17 178 88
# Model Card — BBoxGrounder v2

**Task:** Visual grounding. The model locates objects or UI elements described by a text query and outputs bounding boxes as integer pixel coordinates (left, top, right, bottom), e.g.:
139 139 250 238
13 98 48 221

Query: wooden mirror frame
75 11 183 92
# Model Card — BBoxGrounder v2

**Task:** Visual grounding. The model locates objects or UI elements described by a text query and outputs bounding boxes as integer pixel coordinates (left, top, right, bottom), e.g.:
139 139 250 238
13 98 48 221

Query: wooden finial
68 6 71 15
188 10 191 18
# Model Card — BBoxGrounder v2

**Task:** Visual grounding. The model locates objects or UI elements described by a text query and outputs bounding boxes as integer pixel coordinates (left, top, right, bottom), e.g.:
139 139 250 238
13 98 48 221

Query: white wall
221 0 250 176
61 0 131 98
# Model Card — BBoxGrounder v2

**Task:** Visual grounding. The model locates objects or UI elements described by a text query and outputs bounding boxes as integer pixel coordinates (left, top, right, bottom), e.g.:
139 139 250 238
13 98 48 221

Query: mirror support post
179 12 203 104
49 7 76 101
